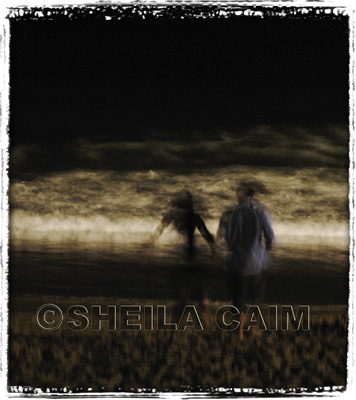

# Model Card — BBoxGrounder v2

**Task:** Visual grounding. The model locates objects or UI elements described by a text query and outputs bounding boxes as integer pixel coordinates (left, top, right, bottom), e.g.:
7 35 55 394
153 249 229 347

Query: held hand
266 240 273 252
266 244 275 265
209 243 218 263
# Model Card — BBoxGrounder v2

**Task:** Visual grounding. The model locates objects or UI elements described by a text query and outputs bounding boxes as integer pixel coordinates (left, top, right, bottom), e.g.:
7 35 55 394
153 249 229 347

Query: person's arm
262 211 275 251
141 213 173 269
148 213 173 246
216 210 232 245
195 215 216 258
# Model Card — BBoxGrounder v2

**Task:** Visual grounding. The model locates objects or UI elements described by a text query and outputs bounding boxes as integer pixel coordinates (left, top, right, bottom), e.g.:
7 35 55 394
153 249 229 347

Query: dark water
9 239 349 307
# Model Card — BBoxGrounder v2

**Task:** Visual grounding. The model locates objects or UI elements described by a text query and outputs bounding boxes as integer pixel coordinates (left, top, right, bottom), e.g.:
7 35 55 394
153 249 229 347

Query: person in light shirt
217 184 275 342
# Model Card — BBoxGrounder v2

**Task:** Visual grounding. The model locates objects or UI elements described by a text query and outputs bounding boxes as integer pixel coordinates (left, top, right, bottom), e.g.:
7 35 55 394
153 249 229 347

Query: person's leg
230 268 247 343
245 272 266 337
250 271 266 305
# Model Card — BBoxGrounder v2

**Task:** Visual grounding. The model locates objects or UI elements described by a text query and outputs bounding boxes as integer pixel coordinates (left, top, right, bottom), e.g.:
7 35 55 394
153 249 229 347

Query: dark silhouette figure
145 190 216 325
148 190 216 262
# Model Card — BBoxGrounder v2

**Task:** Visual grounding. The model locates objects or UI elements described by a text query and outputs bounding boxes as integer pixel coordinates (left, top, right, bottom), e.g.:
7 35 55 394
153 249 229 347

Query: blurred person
217 184 275 342
144 190 216 323
147 190 216 262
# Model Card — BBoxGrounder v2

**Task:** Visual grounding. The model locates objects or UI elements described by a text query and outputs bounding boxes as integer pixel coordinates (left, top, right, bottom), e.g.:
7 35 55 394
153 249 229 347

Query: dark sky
9 12 349 145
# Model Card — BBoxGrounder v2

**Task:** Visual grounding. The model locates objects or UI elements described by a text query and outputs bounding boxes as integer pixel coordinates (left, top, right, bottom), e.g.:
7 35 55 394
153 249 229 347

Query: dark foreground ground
7 242 349 391
8 302 348 391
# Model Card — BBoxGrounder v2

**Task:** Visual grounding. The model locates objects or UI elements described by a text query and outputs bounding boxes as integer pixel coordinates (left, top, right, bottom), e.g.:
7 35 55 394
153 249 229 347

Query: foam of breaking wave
10 210 349 248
